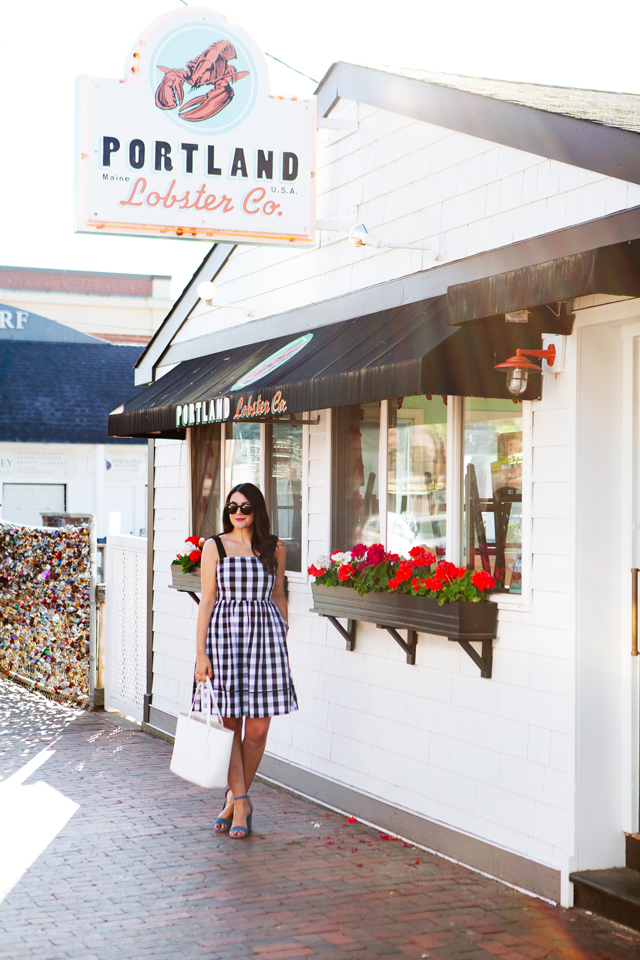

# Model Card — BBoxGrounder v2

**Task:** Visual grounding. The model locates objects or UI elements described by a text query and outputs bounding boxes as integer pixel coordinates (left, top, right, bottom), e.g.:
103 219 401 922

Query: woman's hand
195 653 212 682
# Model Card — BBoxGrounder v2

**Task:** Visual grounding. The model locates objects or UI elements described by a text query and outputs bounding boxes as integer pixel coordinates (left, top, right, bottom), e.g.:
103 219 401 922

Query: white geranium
329 550 352 565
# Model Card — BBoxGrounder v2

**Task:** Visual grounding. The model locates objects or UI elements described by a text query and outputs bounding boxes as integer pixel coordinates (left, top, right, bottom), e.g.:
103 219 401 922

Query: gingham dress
195 536 298 718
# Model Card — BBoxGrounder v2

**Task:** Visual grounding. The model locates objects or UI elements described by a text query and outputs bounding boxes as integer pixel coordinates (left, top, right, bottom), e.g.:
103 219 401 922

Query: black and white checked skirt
195 556 298 718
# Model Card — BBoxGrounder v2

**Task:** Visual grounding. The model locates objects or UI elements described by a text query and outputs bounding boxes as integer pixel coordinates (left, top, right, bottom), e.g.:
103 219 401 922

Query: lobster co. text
235 391 287 419
118 179 286 217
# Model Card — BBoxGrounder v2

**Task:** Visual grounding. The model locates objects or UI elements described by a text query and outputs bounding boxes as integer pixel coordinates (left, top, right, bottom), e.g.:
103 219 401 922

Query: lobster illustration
155 40 249 122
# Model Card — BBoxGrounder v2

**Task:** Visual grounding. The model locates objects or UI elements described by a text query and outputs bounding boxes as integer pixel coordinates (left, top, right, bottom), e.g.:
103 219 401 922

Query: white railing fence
105 534 147 721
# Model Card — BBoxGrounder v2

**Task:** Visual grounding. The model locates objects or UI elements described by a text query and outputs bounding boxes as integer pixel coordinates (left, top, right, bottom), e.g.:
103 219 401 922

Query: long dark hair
222 482 277 573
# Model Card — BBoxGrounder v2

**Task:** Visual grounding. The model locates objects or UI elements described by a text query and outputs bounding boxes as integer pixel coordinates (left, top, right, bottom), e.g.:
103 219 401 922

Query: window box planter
311 583 497 677
170 563 202 601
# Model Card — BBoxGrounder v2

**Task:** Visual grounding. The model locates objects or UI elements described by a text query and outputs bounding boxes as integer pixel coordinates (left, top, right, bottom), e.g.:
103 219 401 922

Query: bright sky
2 0 639 298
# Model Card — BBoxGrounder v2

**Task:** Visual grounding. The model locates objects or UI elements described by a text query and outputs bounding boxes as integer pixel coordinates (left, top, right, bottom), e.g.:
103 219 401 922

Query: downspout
144 437 155 724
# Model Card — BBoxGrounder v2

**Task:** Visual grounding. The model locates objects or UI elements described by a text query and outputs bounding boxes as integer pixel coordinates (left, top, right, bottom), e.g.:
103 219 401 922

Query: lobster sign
155 40 250 122
75 7 315 246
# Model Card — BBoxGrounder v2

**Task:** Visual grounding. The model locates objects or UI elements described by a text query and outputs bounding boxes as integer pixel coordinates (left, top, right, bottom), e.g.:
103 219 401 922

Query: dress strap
212 535 227 559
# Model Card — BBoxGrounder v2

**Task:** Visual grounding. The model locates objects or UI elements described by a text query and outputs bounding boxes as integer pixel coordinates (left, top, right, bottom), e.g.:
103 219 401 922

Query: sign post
76 7 316 246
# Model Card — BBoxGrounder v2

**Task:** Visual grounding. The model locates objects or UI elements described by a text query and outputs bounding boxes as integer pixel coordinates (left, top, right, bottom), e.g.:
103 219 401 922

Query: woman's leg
219 718 244 827
227 717 271 836
242 717 271 791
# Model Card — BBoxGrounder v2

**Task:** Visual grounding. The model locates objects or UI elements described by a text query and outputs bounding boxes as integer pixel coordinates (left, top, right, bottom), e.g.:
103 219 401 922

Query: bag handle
188 678 224 728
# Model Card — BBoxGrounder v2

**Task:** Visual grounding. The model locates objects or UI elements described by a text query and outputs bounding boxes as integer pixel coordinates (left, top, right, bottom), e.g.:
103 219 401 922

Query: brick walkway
1 678 639 960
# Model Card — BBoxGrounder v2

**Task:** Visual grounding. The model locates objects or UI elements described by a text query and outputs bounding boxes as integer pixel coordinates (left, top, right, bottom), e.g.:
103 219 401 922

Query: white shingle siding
151 439 198 718
176 103 640 343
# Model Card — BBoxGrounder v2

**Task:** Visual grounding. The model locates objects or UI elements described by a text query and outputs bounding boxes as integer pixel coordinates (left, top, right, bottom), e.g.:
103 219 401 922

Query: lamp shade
494 353 543 374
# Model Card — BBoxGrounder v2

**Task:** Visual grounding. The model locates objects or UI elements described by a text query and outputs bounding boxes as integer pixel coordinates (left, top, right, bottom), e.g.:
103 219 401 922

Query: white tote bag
170 679 234 789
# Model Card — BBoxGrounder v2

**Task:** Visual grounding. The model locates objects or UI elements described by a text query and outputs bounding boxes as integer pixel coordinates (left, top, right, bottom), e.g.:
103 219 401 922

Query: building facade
0 298 151 537
0 265 172 345
110 65 640 909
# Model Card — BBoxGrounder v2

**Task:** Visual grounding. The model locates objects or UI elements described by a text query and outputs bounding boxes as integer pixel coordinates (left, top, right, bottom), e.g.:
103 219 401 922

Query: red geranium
185 535 201 546
436 561 458 582
396 561 414 582
189 549 202 563
409 546 436 567
309 541 496 605
365 543 385 566
471 570 496 592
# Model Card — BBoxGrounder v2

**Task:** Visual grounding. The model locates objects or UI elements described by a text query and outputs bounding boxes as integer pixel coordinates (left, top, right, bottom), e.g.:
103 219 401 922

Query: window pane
332 402 381 551
266 422 303 572
225 421 261 490
191 423 221 538
464 399 523 593
387 396 447 558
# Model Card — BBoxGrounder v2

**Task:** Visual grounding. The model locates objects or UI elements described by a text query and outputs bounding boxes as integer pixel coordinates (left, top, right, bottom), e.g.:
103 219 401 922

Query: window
330 395 527 596
191 419 305 572
332 402 381 551
388 396 447 558
225 421 261 490
191 423 221 538
463 399 523 594
332 397 448 558
265 422 303 572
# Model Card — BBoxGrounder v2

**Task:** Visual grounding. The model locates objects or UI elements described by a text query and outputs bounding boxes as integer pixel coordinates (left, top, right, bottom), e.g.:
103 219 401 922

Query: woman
194 482 298 839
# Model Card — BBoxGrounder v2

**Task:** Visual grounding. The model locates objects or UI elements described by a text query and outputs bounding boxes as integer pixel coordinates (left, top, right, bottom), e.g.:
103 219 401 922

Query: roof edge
315 62 640 186
0 265 170 280
134 243 235 385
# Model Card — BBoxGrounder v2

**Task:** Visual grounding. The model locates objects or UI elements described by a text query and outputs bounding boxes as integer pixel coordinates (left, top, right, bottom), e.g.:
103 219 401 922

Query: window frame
458 397 533 610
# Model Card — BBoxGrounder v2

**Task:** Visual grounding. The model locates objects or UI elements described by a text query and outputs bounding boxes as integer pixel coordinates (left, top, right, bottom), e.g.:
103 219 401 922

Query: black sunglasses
226 502 254 515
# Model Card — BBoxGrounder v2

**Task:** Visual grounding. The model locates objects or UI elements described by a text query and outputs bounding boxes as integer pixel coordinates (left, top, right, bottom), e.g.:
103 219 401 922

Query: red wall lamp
494 344 556 397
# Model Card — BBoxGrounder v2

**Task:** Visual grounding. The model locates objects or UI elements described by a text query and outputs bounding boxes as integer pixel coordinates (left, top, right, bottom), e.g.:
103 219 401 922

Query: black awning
448 239 640 325
109 295 543 438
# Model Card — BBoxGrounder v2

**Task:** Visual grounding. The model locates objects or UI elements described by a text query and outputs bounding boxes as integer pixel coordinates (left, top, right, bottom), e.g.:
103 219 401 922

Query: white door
2 483 66 525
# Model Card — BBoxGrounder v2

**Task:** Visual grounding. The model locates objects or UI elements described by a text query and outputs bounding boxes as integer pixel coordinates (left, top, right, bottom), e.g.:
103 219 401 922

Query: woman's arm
195 538 218 679
270 540 288 629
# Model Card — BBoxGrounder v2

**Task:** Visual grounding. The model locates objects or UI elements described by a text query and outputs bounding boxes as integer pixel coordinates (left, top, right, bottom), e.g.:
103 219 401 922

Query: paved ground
1 678 640 960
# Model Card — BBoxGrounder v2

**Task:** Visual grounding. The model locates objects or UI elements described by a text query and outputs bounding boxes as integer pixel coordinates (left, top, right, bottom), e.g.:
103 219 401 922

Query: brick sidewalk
1 679 639 960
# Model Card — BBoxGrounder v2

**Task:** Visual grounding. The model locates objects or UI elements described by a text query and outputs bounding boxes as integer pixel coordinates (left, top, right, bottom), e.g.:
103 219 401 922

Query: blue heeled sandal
229 794 253 839
214 789 233 832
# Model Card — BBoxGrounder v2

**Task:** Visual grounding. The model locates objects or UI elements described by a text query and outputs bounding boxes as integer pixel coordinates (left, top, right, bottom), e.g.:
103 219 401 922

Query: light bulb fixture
197 280 217 301
494 345 556 397
349 223 446 261
196 280 255 317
